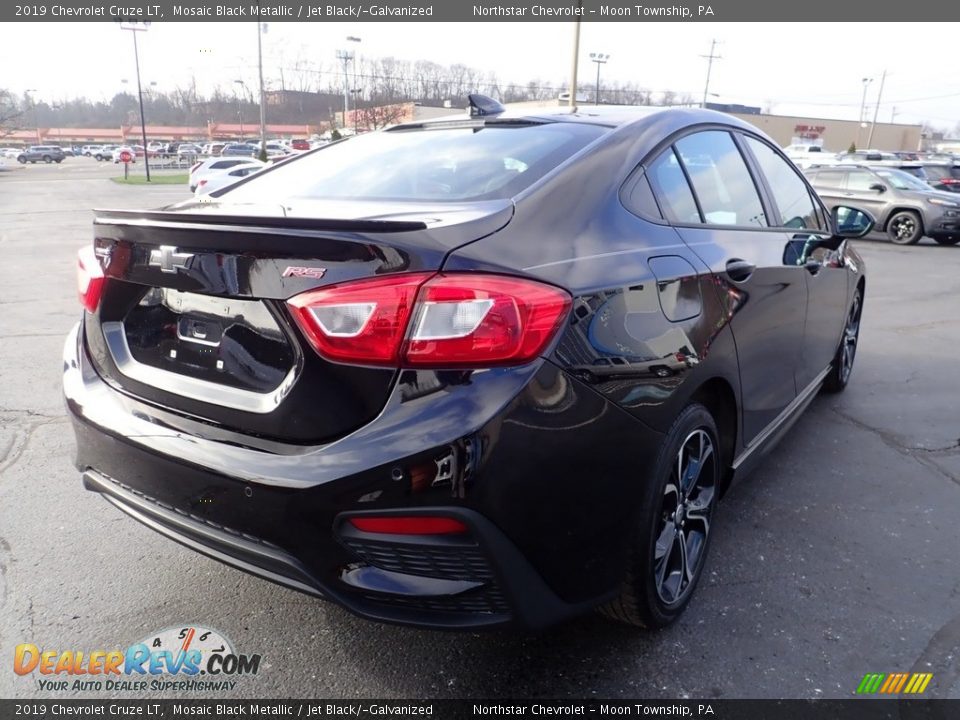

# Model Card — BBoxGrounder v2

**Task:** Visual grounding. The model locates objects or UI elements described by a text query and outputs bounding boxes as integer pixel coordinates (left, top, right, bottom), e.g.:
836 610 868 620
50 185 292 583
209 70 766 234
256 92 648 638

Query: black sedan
65 99 871 630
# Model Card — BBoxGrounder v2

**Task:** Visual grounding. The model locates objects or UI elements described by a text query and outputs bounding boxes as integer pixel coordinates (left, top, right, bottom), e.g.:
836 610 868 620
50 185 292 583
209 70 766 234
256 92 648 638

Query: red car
290 139 310 151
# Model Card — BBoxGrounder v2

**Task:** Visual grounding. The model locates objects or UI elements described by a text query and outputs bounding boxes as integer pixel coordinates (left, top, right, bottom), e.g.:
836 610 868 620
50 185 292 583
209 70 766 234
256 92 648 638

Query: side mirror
832 205 875 239
869 183 887 193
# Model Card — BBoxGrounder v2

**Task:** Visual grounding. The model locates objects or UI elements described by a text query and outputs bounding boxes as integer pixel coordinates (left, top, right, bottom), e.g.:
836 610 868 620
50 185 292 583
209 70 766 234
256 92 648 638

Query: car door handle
725 259 756 282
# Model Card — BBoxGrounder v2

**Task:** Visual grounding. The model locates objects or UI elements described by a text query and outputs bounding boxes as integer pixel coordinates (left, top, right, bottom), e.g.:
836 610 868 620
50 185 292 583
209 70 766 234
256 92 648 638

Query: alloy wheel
840 292 862 384
654 429 718 606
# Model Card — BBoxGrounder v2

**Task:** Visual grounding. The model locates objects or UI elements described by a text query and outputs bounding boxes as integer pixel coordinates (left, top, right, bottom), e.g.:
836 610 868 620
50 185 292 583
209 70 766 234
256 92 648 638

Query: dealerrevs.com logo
13 625 261 693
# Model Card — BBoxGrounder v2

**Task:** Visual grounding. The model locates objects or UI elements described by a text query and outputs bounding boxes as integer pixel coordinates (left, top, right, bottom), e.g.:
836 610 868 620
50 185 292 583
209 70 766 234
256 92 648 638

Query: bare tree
355 102 407 131
0 90 23 138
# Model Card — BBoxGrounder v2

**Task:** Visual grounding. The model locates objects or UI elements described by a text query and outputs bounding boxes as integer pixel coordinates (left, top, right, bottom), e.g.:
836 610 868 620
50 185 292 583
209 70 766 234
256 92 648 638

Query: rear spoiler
93 208 428 234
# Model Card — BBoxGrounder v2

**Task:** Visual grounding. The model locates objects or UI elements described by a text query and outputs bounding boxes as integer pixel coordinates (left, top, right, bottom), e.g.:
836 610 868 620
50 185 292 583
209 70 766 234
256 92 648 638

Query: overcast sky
4 21 960 128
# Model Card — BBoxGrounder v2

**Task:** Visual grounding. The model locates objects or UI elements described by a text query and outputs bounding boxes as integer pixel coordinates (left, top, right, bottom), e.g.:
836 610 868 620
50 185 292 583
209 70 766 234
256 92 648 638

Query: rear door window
674 131 767 227
744 137 824 231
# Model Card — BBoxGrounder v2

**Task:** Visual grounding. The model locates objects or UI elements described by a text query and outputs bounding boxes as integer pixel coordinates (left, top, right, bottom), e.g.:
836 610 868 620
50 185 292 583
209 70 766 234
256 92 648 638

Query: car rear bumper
64 322 656 629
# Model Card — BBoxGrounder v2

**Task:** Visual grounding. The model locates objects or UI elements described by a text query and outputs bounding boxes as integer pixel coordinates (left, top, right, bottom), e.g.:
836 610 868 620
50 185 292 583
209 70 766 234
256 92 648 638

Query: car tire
886 211 923 245
600 403 720 628
823 286 863 394
55 159 62 164
933 237 960 246
17 156 26 164
43 155 52 163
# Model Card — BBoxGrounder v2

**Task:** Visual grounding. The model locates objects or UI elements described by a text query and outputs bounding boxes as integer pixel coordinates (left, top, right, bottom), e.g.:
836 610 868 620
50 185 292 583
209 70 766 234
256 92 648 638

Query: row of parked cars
783 145 960 245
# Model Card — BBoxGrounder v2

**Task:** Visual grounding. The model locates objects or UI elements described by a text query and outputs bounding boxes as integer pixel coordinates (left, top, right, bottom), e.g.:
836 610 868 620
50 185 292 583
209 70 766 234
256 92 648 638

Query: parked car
834 149 898 163
806 164 960 245
94 145 119 162
919 162 960 193
177 143 202 158
782 143 828 169
290 138 310 151
66 103 872 631
17 145 65 164
264 141 290 158
187 157 266 192
220 142 259 157
0 147 22 159
81 145 102 157
111 146 145 163
195 162 265 196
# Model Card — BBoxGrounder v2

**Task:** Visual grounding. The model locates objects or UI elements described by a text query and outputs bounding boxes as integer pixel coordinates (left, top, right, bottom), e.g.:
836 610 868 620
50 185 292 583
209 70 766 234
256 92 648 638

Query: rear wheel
43 155 52 163
823 287 863 393
601 403 719 628
17 156 26 164
933 237 960 246
887 211 923 245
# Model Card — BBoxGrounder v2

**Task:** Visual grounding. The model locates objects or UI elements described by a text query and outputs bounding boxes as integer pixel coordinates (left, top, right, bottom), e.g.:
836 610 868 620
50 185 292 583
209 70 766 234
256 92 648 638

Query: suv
16 145 65 164
806 165 960 245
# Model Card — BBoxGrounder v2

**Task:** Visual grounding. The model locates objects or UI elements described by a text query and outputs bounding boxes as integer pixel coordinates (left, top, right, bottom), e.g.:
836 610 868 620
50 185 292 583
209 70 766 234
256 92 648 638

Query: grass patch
111 173 188 185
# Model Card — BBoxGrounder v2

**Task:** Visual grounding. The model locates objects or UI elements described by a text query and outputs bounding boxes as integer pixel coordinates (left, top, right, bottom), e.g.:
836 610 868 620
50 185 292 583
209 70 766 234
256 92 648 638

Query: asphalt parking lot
1 157 958 700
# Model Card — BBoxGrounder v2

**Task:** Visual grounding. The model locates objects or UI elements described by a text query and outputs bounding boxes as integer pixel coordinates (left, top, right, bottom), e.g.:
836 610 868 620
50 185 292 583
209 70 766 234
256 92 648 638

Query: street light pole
234 79 245 142
857 77 873 149
257 20 267 160
120 22 151 182
866 69 886 149
568 5 581 108
589 53 609 106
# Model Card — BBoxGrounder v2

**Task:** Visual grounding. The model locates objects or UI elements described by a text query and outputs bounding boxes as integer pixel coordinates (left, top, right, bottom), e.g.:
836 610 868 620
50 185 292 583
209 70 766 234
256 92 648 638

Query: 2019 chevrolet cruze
64 99 872 630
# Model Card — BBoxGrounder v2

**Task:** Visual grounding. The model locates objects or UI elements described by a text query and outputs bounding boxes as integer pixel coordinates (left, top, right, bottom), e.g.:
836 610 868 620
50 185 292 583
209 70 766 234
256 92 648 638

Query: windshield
220 122 607 203
874 168 932 191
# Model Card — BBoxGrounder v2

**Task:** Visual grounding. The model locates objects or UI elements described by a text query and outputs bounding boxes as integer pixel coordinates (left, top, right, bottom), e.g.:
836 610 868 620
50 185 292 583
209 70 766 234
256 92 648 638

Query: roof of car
397 104 744 131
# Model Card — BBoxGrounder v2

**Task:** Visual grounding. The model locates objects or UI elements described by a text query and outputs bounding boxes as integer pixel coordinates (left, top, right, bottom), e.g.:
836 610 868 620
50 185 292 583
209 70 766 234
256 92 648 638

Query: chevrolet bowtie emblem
149 246 194 273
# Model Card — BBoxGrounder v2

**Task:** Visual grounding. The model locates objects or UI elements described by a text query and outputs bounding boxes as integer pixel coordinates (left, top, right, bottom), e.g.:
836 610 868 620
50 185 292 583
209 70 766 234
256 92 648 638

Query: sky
3 21 960 129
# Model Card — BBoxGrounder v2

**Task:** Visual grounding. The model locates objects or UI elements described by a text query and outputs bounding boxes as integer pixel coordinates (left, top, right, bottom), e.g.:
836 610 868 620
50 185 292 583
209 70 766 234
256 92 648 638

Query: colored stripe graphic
857 672 933 695
857 674 885 694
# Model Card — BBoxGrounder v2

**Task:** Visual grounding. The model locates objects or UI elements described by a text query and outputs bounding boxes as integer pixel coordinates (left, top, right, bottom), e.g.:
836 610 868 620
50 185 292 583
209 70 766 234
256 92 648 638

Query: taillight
287 272 571 368
76 245 104 313
348 516 468 535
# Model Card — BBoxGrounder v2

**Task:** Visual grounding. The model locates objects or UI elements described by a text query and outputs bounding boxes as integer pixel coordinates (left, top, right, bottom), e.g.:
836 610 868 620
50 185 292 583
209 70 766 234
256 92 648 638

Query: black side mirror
869 183 887 193
832 205 875 239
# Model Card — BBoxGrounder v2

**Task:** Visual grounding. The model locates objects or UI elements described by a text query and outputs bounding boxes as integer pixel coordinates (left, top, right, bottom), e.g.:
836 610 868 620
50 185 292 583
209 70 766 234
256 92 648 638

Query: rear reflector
348 516 468 535
287 272 571 368
76 245 104 313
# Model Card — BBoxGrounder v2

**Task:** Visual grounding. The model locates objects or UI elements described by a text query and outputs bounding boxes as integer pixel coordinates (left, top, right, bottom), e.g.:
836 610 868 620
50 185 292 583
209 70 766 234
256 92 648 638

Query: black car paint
64 108 864 629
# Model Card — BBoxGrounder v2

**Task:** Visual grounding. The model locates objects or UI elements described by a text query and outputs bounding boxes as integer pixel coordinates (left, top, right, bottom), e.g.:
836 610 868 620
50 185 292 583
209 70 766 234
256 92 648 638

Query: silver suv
16 145 65 164
805 165 960 246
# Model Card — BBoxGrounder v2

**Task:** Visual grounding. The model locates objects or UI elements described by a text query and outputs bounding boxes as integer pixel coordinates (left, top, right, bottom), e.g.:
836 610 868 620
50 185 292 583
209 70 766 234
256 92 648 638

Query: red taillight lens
348 516 468 535
287 273 571 368
404 274 572 367
287 273 432 365
77 245 104 313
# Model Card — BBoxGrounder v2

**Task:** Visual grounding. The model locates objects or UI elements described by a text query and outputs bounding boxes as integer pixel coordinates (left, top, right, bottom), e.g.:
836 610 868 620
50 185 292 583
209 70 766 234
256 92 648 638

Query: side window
674 131 767 227
846 170 878 192
647 148 701 224
744 137 824 231
620 170 663 220
815 170 847 189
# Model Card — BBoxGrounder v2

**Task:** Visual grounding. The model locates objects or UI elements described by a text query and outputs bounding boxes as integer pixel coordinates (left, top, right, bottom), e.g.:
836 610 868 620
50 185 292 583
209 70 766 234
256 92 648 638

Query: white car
194 162 265 196
188 157 266 192
783 144 829 169
0 147 22 159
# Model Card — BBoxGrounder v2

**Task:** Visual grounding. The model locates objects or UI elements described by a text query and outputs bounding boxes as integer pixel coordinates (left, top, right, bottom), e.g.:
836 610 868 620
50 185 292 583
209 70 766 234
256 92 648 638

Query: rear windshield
220 122 607 203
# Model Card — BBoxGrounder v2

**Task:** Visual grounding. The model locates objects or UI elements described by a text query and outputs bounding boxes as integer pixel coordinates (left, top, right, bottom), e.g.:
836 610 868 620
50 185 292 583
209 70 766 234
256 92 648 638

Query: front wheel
600 403 720 628
17 156 26 164
823 287 863 393
887 211 923 245
42 155 52 163
933 237 960 246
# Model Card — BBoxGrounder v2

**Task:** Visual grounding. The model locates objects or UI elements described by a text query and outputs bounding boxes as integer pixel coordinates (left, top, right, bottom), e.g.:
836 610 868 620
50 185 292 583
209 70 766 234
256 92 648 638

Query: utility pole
590 53 610 106
700 39 721 109
866 69 886 148
335 49 354 129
